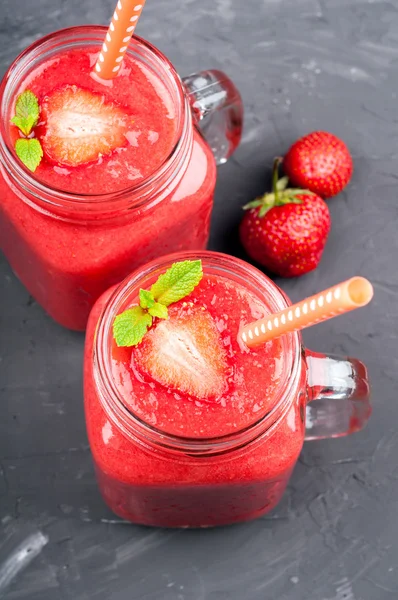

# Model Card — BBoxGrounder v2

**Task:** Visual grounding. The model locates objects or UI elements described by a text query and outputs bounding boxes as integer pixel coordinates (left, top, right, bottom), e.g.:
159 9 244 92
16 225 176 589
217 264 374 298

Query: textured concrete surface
0 0 397 598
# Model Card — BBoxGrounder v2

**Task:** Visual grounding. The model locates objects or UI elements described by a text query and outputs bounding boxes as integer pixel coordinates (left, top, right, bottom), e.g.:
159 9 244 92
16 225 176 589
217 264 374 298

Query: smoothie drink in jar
84 252 371 528
0 26 242 330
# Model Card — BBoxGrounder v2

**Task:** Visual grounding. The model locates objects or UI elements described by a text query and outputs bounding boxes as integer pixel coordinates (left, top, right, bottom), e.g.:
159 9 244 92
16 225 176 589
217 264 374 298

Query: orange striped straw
94 1 147 80
241 277 374 348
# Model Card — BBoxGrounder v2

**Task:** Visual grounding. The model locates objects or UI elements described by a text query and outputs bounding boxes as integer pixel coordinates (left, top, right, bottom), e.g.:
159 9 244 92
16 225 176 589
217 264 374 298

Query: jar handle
304 349 371 441
182 70 243 165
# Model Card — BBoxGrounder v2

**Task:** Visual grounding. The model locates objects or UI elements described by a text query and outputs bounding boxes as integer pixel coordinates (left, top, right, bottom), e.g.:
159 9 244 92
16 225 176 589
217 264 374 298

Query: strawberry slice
133 306 228 401
41 85 130 167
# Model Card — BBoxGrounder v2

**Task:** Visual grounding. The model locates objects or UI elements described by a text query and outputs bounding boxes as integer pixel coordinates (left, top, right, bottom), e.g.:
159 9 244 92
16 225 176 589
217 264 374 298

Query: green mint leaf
113 306 152 347
139 289 155 309
15 90 40 120
148 302 168 320
276 176 289 191
15 138 43 172
12 90 39 136
11 115 37 137
150 260 203 307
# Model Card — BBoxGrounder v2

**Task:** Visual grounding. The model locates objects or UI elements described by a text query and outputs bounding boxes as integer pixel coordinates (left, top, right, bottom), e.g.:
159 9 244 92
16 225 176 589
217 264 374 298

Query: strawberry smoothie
11 49 177 194
84 253 306 527
0 27 219 330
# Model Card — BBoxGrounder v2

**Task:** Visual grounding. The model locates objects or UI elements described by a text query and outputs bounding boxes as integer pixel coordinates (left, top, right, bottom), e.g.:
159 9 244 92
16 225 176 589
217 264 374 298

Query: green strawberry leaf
139 289 155 309
276 176 289 191
258 204 272 218
150 260 203 306
12 90 40 136
243 193 275 212
287 189 316 196
242 199 264 210
113 306 153 347
15 138 43 172
243 167 314 220
286 197 303 205
148 302 169 320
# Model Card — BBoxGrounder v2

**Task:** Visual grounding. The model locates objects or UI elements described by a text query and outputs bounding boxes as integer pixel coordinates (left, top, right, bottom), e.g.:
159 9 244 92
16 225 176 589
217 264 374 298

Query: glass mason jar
84 252 371 528
0 26 242 330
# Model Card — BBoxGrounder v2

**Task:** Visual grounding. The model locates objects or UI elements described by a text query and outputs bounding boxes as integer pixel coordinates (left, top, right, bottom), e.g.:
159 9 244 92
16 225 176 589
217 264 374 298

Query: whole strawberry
240 161 331 277
283 131 353 198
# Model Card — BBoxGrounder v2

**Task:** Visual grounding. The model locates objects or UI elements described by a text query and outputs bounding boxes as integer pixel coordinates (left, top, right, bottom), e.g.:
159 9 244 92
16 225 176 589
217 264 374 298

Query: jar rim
0 25 192 216
93 251 302 455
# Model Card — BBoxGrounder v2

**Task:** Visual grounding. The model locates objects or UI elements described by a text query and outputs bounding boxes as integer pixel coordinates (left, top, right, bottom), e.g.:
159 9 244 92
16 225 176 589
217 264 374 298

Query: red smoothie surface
10 48 177 193
112 275 285 438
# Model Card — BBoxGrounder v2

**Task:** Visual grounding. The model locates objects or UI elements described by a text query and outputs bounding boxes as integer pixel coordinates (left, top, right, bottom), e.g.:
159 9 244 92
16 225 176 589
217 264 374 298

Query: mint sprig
113 260 203 347
11 90 43 172
150 260 203 306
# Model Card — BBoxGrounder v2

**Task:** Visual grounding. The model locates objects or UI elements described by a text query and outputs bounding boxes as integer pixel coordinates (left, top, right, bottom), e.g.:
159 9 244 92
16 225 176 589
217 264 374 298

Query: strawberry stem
242 157 308 218
272 157 283 203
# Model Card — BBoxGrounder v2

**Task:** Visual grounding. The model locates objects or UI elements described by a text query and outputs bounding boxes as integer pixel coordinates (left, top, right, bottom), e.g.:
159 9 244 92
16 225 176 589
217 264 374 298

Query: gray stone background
1 0 397 598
